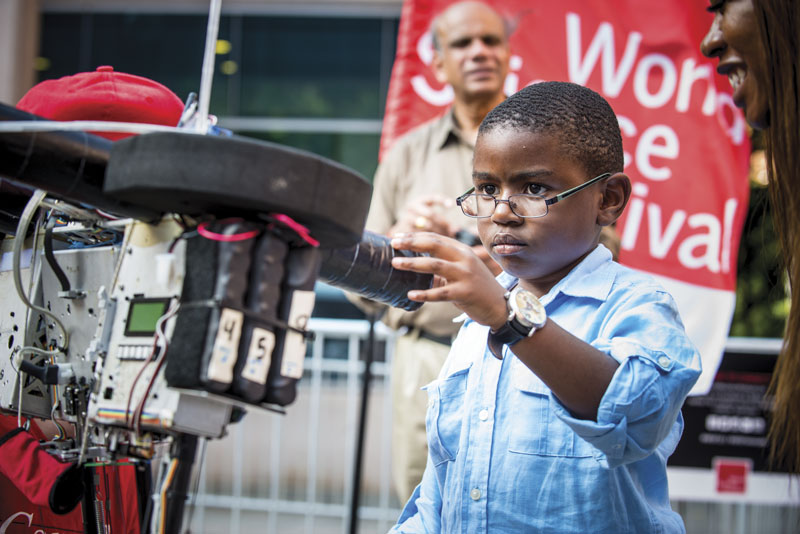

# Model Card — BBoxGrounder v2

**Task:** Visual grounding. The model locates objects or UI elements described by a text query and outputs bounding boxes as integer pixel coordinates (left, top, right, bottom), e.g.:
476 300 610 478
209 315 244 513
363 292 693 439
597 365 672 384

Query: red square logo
714 458 751 493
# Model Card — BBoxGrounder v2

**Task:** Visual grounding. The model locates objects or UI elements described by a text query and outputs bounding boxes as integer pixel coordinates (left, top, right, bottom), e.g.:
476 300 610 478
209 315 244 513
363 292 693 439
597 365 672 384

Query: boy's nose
490 198 523 224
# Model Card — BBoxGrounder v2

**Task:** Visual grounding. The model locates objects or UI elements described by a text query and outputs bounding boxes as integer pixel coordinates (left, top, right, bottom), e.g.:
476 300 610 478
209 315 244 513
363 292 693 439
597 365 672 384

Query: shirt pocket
507 359 595 458
424 362 471 467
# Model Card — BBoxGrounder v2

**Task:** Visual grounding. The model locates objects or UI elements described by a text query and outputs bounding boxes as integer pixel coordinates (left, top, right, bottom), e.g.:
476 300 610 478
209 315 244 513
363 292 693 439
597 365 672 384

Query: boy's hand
471 243 503 277
391 232 508 330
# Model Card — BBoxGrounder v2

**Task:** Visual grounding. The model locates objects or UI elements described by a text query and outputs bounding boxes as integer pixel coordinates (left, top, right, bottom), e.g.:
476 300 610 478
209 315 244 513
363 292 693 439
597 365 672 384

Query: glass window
40 13 210 105
239 17 388 119
243 131 380 181
38 13 84 79
37 12 395 180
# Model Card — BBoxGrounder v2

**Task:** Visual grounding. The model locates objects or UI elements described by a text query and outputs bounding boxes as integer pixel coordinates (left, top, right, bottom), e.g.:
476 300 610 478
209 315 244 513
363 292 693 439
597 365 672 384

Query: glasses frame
456 172 613 219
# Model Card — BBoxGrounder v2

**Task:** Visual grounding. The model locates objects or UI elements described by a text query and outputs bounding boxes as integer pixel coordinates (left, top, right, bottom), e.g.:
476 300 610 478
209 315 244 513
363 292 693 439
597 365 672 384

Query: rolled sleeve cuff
551 339 700 468
550 396 627 466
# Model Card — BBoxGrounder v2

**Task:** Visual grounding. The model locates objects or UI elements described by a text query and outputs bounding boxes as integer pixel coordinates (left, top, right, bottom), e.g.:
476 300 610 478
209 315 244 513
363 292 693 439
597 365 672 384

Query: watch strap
487 322 524 360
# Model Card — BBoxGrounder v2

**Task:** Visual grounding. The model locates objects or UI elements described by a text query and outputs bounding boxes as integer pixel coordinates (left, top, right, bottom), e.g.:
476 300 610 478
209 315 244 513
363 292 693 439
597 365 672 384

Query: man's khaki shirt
366 109 478 338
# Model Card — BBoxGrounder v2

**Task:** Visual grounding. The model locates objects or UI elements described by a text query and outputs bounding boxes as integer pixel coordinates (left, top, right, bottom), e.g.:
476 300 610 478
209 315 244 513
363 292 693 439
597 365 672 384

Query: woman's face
700 0 769 129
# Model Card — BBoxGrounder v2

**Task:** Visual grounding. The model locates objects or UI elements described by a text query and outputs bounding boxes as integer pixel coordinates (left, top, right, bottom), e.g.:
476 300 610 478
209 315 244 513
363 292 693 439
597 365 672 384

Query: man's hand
389 195 457 238
390 232 508 330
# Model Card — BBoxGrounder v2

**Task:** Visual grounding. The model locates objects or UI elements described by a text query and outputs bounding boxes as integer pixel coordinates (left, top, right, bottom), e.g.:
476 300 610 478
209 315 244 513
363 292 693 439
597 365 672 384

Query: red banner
382 0 751 393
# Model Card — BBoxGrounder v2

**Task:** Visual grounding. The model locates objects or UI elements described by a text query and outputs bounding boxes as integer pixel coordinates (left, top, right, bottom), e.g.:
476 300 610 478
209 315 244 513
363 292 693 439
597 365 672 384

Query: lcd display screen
125 298 170 336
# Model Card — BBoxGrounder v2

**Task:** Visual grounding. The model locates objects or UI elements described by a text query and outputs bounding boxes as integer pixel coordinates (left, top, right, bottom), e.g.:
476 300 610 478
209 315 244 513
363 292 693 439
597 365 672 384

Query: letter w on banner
382 0 751 395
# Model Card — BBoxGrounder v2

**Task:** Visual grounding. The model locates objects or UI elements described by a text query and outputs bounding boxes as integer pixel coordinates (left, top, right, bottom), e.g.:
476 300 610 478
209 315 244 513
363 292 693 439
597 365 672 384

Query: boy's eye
525 183 548 196
477 183 498 196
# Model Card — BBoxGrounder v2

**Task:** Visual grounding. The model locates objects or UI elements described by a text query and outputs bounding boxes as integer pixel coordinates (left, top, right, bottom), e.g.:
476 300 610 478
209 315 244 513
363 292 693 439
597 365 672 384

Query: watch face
512 289 546 327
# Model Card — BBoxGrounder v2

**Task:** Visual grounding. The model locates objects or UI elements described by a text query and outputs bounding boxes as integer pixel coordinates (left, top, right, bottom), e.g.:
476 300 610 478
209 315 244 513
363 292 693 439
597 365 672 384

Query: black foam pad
165 234 216 388
104 132 371 248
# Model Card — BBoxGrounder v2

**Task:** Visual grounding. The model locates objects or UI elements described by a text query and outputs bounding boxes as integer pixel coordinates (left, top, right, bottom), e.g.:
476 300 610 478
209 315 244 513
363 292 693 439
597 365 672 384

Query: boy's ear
597 172 631 227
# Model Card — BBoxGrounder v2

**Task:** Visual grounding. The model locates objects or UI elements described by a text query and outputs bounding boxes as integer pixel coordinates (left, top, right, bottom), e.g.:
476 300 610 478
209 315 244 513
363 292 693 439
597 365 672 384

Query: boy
388 82 701 533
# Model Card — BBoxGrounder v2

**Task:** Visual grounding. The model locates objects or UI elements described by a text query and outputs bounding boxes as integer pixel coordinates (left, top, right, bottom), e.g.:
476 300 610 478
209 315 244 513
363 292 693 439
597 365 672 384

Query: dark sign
669 339 781 472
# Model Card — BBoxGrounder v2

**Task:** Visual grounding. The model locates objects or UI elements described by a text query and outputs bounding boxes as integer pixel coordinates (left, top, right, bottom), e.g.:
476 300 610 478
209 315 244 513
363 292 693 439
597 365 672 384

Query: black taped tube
163 435 198 534
0 103 159 221
318 231 433 312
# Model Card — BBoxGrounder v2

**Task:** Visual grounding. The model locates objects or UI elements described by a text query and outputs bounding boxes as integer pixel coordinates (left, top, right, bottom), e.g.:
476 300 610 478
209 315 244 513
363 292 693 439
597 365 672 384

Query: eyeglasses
456 172 612 218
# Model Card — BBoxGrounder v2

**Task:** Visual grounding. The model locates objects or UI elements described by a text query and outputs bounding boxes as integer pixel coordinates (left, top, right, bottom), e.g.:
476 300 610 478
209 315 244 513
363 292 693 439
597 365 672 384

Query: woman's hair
754 0 800 475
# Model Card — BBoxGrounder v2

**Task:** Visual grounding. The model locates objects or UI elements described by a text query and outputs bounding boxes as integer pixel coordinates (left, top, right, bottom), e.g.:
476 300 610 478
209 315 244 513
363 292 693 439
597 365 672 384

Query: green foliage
730 184 789 337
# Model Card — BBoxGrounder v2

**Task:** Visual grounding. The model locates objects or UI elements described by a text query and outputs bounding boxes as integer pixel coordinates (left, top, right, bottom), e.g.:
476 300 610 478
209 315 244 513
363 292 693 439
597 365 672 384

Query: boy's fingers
391 232 428 250
391 232 465 259
407 283 460 303
391 254 454 278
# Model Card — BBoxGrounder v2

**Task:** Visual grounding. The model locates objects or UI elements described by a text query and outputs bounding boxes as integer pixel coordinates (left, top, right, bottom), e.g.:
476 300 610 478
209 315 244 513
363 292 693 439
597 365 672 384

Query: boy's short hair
479 81 624 177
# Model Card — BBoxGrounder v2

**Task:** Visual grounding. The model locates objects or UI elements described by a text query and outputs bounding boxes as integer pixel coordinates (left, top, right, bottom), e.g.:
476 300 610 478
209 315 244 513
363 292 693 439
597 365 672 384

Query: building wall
0 0 40 104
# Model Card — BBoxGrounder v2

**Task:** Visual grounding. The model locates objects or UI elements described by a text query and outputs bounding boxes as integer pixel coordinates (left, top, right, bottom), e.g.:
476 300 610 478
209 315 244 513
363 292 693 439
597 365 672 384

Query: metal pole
197 0 223 134
347 312 378 534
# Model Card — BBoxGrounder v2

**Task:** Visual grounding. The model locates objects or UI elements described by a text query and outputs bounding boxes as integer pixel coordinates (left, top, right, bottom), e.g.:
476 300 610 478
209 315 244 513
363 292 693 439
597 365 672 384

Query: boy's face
472 127 603 294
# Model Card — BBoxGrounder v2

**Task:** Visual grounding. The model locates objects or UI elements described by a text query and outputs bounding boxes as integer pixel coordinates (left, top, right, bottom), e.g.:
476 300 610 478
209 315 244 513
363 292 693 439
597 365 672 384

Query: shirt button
657 355 670 368
470 488 481 501
478 409 489 421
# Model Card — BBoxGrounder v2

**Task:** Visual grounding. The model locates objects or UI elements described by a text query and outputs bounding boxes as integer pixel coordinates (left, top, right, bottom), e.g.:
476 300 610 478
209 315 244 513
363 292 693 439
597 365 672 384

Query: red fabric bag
0 416 141 534
0 427 83 515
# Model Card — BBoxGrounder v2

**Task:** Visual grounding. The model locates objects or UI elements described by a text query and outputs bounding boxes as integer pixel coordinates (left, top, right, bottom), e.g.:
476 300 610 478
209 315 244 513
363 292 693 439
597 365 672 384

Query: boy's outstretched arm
391 232 619 421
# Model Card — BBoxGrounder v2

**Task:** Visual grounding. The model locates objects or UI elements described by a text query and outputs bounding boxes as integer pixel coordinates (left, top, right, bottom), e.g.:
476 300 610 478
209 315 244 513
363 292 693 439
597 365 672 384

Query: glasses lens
509 195 546 217
476 194 496 217
461 194 491 217
460 194 548 217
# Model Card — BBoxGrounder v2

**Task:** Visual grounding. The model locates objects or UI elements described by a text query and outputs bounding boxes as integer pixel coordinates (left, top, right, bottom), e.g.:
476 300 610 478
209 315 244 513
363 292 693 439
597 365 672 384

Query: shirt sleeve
365 142 408 235
389 454 442 533
550 289 701 469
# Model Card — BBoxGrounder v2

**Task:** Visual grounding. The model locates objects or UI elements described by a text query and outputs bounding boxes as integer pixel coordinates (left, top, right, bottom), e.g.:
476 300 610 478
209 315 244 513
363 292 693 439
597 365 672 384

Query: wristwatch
487 285 547 359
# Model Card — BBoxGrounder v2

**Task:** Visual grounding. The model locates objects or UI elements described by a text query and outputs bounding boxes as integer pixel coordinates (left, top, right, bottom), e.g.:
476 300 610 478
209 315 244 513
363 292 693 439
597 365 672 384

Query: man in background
364 1 509 502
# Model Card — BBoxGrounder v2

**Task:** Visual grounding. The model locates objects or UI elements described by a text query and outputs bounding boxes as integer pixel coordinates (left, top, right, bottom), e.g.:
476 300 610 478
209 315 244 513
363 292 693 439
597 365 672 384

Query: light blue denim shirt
390 245 702 534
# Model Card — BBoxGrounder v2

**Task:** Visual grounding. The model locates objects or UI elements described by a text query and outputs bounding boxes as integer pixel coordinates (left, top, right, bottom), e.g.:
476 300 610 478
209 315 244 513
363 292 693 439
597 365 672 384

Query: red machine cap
16 66 185 140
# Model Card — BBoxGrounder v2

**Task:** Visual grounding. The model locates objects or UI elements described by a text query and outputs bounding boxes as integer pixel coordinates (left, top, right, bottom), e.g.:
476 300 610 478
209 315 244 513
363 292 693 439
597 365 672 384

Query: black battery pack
232 233 288 402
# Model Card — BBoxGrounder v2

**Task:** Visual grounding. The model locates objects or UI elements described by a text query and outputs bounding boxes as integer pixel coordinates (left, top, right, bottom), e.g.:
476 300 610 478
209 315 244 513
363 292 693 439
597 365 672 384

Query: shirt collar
434 108 472 151
497 244 615 304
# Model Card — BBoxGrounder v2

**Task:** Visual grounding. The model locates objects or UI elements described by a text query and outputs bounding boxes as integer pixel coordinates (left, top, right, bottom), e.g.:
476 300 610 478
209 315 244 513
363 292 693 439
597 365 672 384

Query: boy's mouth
492 234 526 255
